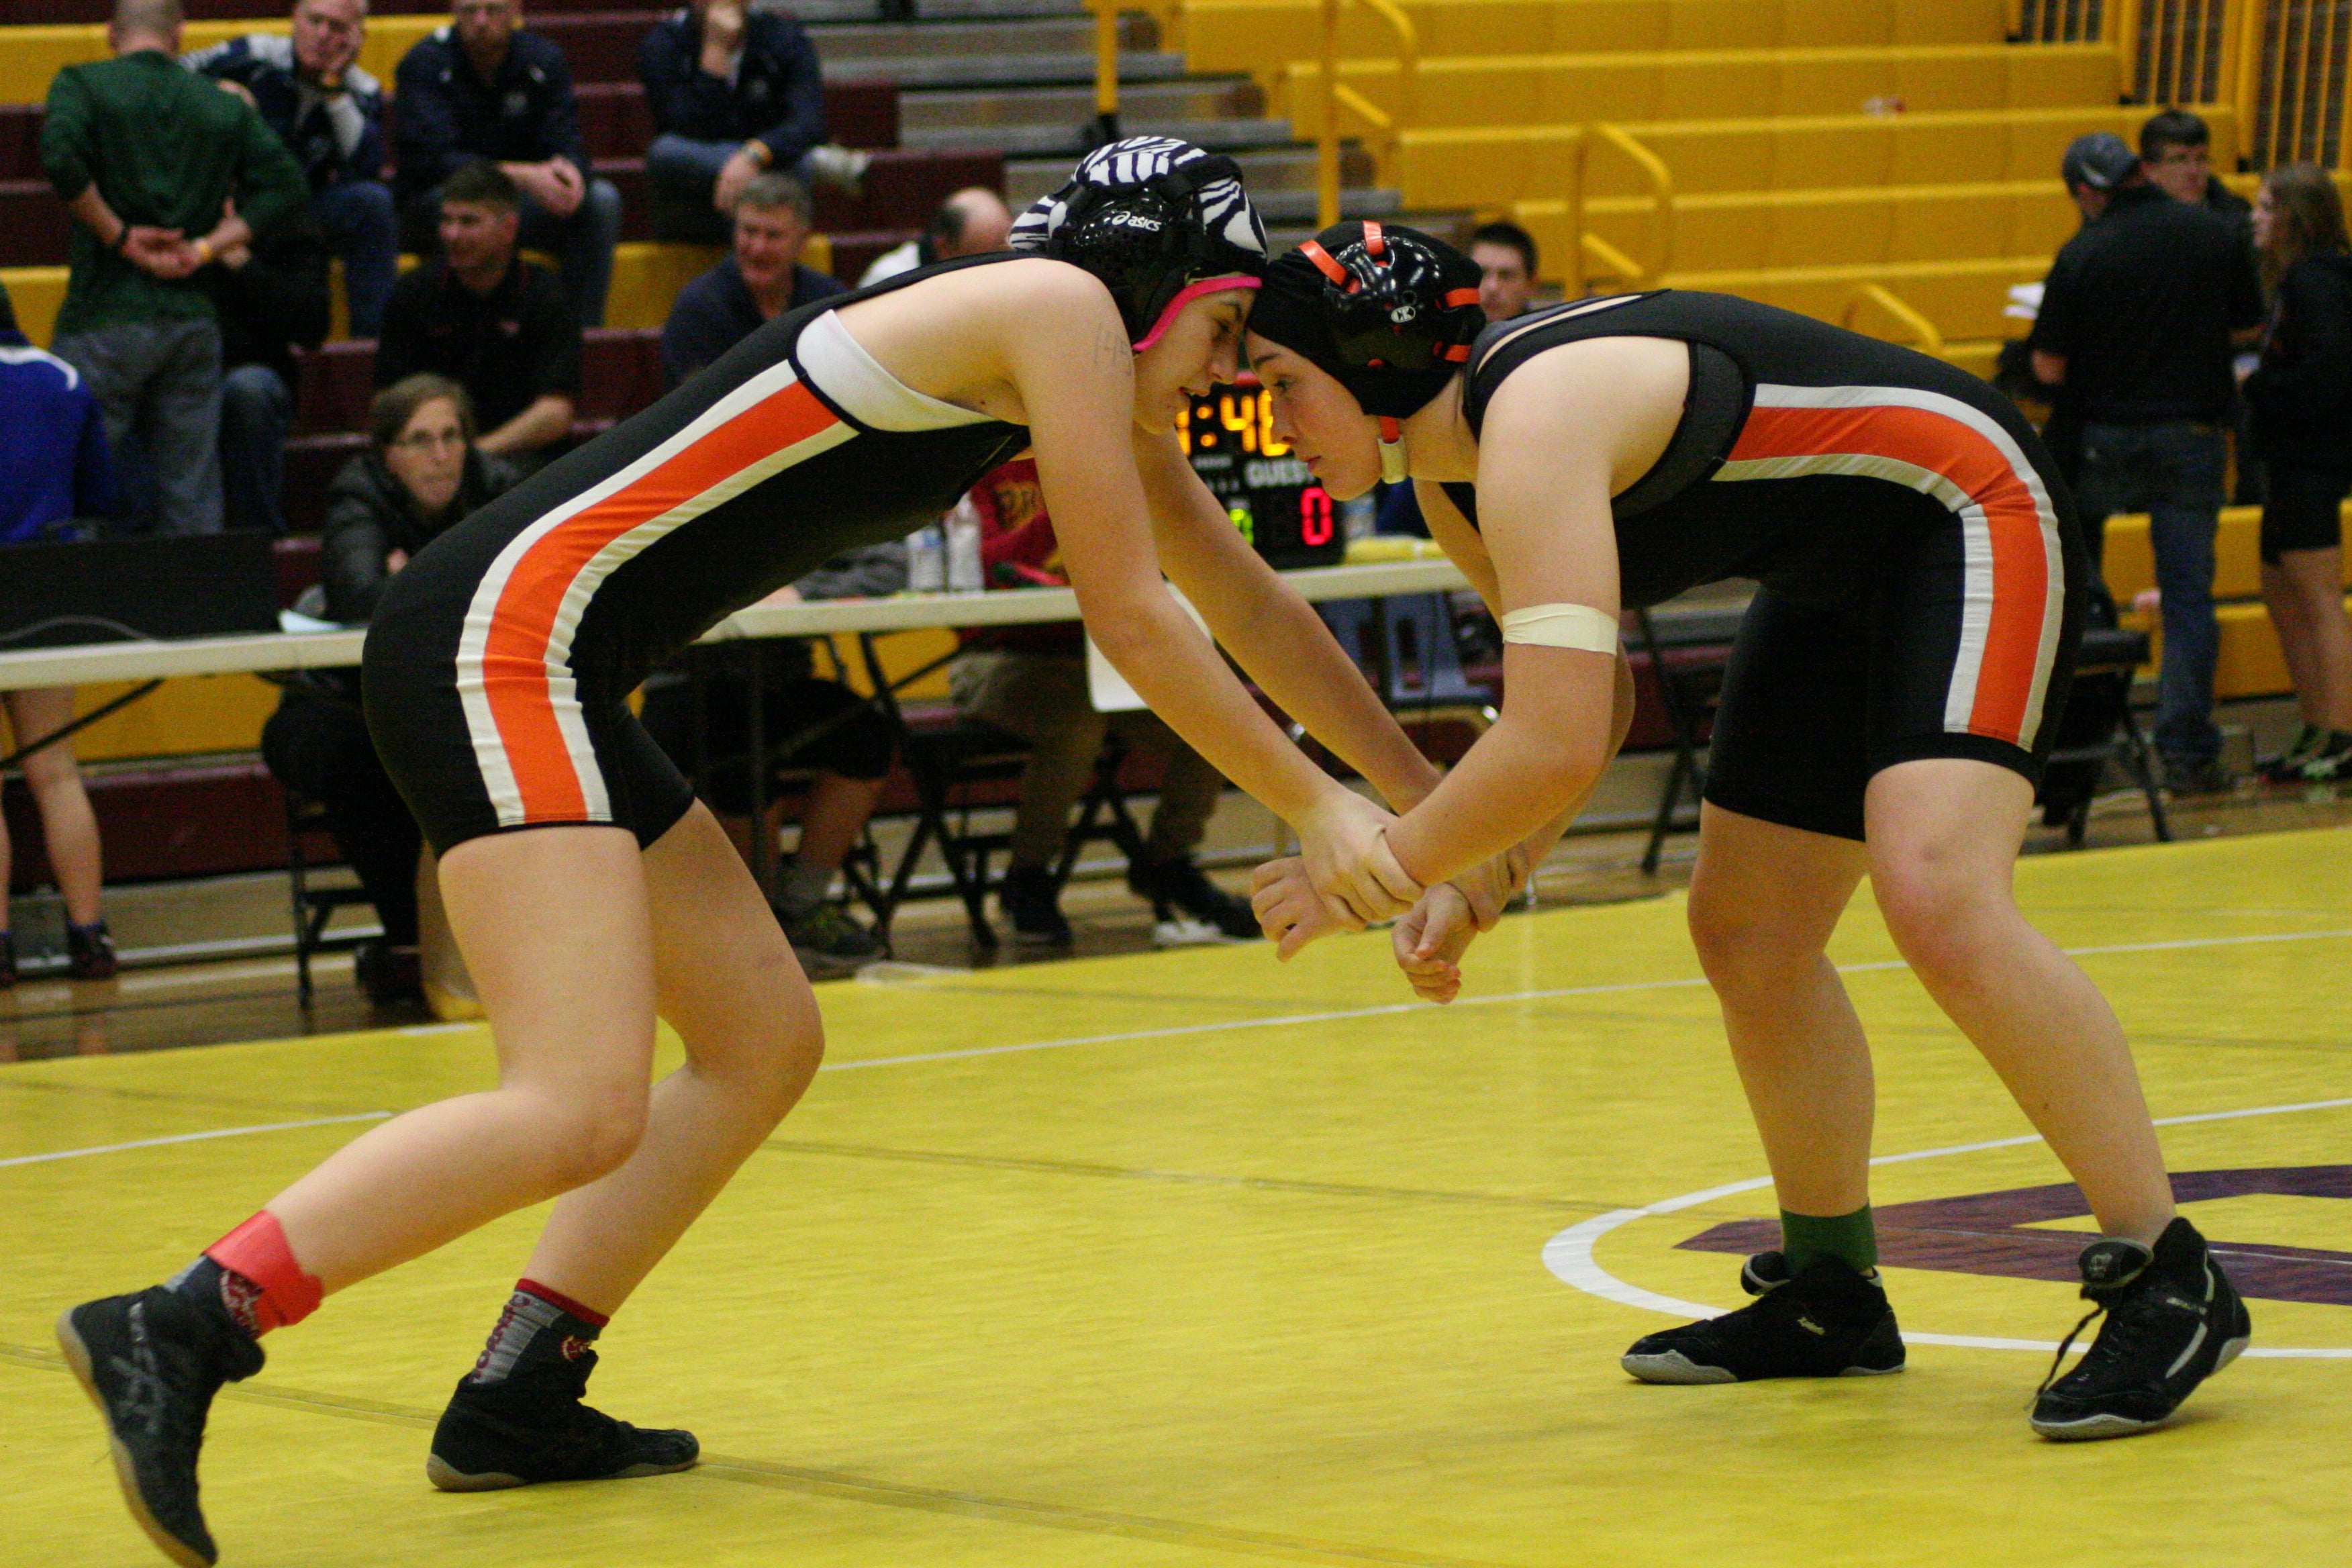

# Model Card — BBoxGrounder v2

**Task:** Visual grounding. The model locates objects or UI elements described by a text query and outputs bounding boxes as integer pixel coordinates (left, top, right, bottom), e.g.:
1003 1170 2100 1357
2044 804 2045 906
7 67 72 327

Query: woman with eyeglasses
261 374 516 1006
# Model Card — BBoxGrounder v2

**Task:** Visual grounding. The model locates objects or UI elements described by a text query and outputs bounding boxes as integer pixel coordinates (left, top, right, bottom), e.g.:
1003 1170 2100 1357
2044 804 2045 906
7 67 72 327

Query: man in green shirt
41 0 306 534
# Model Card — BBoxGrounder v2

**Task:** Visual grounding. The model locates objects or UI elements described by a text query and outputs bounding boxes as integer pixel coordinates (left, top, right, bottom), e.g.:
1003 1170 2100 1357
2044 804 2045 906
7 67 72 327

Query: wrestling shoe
56 1287 265 1567
2029 1218 2250 1441
999 865 1072 947
1622 1252 1906 1384
426 1350 699 1491
1129 855 1259 944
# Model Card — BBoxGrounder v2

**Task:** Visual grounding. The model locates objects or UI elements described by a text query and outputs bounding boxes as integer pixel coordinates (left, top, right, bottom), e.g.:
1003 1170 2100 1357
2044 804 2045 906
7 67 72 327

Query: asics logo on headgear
1388 303 1419 324
1102 211 1165 232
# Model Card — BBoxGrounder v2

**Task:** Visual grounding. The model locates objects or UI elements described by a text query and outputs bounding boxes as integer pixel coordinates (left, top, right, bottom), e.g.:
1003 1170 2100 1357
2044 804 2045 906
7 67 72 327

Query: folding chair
283 787 373 1006
2037 624 2171 846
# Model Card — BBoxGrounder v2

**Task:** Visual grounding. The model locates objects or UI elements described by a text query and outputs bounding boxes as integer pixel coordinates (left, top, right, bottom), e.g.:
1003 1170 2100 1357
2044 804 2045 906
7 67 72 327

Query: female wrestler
59 144 1477 1568
1244 222 2247 1440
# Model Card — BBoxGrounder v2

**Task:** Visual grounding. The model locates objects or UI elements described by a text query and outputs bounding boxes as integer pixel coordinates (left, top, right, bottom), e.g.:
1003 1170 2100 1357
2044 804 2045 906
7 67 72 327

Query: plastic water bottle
944 496 984 595
907 523 946 593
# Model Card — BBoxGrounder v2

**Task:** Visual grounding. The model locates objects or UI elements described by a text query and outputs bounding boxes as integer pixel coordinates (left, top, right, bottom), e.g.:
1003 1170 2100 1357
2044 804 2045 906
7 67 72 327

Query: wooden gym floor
2 824 2349 1566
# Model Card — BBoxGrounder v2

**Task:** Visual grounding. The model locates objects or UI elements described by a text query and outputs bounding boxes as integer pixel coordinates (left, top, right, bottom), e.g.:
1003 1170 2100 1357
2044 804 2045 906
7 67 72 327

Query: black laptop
0 533 281 651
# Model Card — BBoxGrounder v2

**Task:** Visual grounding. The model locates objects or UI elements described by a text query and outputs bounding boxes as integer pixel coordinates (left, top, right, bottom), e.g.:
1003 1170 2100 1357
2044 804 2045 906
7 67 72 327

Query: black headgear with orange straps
1246 220 1485 418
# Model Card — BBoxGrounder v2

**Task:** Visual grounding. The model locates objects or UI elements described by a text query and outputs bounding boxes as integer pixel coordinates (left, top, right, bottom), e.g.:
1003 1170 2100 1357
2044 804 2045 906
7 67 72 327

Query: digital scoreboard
1177 383 1345 569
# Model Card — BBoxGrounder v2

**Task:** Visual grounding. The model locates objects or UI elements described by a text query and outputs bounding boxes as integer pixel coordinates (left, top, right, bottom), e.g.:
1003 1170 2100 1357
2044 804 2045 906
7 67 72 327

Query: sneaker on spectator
2161 756 2237 797
2259 724 2326 783
66 921 117 981
776 899 884 972
801 144 870 196
2291 730 2352 782
1128 856 1259 943
999 865 1072 948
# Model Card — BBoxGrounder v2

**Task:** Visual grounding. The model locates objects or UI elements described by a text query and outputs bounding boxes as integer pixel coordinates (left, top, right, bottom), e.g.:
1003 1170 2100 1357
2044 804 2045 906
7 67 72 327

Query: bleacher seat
1173 0 2010 69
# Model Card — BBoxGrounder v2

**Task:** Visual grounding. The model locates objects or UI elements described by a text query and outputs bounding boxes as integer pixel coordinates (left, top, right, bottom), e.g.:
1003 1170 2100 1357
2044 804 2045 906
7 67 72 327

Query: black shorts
2260 462 2351 563
1702 510 2088 844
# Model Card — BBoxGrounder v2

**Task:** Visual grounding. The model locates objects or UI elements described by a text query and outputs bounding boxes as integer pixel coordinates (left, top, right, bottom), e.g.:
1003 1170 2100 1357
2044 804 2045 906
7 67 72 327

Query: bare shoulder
1481 334 1689 493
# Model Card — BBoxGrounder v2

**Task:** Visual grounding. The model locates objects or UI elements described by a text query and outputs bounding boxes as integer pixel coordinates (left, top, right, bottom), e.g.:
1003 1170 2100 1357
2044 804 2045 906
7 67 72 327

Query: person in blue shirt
393 0 623 327
0 282 119 987
184 0 398 335
638 0 867 244
658 170 843 385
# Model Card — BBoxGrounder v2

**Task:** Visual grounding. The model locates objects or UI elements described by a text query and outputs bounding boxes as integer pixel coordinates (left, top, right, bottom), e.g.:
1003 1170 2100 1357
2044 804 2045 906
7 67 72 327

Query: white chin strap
1377 417 1408 484
1500 603 1620 654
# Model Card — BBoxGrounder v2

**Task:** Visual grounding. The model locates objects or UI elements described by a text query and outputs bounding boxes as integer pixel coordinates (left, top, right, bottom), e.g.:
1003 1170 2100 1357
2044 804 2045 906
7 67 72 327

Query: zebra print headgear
1010 137 1268 349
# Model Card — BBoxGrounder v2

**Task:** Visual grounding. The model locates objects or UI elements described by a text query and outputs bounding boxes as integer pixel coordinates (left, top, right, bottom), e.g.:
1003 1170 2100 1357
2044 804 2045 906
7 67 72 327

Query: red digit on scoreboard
1299 486 1334 546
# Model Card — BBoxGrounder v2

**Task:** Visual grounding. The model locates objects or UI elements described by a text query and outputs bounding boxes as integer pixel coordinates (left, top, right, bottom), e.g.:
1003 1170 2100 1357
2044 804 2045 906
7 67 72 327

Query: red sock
203 1212 324 1335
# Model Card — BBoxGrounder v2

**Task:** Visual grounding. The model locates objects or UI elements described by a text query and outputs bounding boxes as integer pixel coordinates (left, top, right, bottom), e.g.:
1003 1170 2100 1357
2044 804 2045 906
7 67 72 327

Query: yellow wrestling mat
4 828 2350 1567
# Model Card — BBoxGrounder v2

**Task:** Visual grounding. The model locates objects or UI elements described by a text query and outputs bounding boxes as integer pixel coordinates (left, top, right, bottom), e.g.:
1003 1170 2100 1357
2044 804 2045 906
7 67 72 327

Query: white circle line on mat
1542 1097 2352 1359
0 1112 393 1170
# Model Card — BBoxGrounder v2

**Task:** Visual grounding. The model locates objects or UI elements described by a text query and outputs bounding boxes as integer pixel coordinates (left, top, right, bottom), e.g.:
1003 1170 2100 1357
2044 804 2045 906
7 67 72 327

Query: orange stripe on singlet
1729 401 2051 746
481 380 842 822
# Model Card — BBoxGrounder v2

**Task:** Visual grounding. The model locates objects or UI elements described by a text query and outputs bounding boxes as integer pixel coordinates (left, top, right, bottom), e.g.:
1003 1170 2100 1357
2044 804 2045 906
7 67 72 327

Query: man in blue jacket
638 0 867 243
185 0 397 334
393 0 622 326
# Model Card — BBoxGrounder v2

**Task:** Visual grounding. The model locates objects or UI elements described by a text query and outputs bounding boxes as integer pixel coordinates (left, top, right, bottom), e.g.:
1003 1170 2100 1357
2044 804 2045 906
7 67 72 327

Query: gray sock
777 859 834 915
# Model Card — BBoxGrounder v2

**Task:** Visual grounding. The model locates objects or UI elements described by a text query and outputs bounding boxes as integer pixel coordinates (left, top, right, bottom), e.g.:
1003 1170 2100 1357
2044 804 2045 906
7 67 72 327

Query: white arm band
1500 603 1619 654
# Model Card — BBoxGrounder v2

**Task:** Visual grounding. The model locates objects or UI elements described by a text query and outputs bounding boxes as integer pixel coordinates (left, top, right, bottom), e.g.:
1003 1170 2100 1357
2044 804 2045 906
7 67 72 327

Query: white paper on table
1085 585 1210 713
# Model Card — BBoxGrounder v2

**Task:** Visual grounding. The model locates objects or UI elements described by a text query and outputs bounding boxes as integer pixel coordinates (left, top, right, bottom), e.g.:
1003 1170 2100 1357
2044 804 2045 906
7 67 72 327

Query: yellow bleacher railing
1840 283 1947 360
1312 0 1420 227
1509 122 1675 297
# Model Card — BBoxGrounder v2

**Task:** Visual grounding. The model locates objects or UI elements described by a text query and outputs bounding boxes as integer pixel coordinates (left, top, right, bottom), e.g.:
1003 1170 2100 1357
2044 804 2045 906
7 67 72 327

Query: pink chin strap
1132 275 1261 350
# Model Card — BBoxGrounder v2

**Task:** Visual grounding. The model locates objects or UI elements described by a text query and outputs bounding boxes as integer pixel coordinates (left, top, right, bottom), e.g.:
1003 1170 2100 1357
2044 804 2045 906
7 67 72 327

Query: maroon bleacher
0 0 673 23
280 327 667 528
0 76 958 267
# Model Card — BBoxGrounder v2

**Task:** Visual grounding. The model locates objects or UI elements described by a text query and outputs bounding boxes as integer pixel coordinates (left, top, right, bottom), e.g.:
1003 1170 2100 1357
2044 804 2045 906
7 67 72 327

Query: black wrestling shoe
1622 1252 1906 1384
2029 1218 2251 1441
426 1353 699 1492
1128 855 1260 942
56 1287 265 1567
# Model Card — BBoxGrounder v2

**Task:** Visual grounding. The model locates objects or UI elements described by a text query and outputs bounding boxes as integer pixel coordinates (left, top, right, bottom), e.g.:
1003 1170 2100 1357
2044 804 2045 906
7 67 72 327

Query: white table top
0 557 1474 693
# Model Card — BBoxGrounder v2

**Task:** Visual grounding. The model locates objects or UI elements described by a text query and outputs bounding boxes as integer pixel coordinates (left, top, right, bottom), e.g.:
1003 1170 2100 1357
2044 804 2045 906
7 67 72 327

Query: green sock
1779 1206 1877 1275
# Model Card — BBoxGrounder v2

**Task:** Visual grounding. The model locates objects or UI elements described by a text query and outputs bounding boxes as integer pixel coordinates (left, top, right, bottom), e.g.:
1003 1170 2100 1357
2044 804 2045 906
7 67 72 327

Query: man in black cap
2030 130 2264 795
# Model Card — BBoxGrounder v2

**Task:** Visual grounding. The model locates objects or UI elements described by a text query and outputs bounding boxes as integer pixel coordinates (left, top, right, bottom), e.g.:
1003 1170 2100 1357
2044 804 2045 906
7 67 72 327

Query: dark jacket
321 445 516 624
392 27 588 209
183 33 387 191
638 9 827 168
2245 251 2352 469
660 254 844 385
375 256 583 434
209 210 332 385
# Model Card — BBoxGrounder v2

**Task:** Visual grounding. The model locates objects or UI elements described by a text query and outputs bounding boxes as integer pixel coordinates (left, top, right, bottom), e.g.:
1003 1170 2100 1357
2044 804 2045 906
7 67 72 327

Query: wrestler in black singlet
1457 289 2088 841
364 253 1032 853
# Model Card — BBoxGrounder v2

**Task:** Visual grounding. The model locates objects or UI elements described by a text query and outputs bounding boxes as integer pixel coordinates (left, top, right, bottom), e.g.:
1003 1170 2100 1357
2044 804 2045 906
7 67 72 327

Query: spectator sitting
946 457 1259 948
211 205 331 532
393 0 622 326
2031 132 2265 795
639 0 869 245
0 283 119 986
184 0 398 335
40 0 307 536
1467 219 1538 322
2245 163 2352 782
857 187 1014 285
2141 107 2254 244
261 374 517 1006
375 160 582 471
638 550 901 971
660 171 846 387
